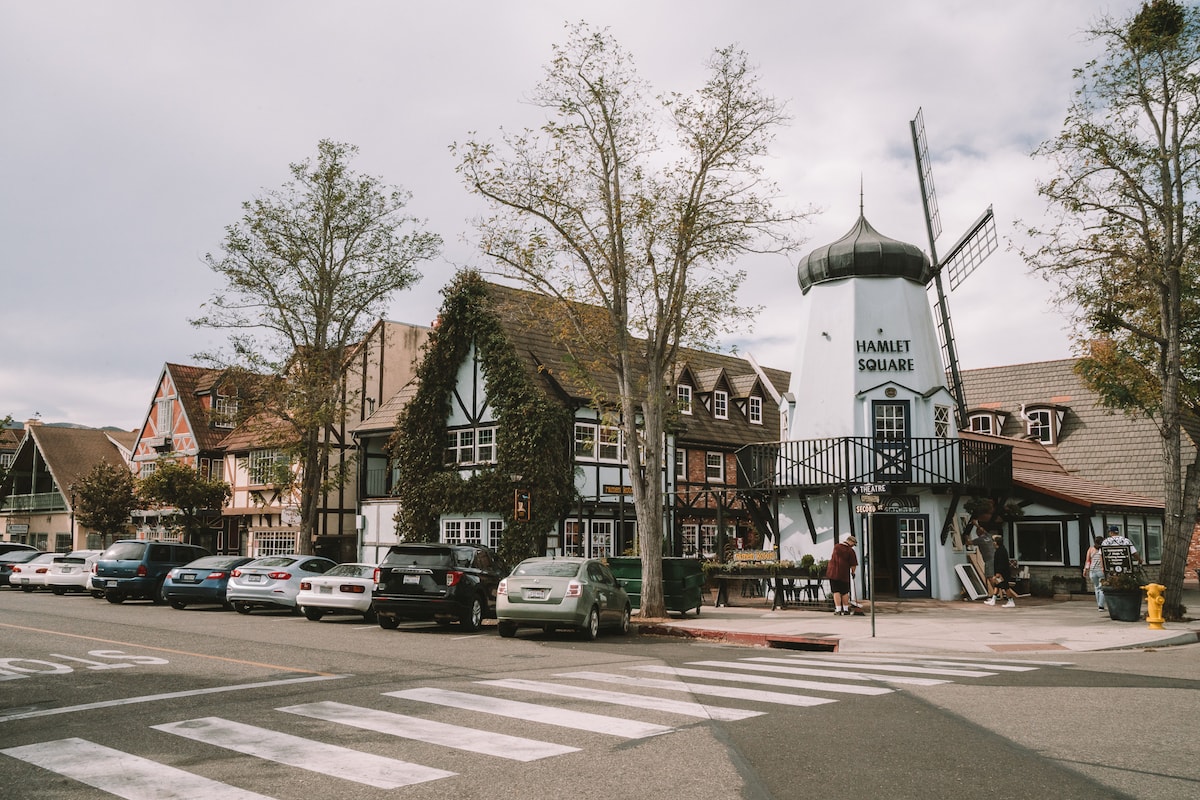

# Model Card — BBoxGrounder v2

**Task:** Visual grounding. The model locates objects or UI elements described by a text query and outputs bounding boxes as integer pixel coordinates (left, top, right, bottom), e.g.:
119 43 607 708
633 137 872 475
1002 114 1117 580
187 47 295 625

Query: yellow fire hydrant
1143 583 1166 630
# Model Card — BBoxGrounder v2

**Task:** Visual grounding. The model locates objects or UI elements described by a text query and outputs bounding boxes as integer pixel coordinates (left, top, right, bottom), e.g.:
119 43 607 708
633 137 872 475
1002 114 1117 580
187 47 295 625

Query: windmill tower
910 108 998 429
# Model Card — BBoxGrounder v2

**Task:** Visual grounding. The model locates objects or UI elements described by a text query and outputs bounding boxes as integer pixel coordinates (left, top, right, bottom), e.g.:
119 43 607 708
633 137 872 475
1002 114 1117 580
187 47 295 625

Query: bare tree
454 24 809 616
195 140 440 552
1023 0 1200 619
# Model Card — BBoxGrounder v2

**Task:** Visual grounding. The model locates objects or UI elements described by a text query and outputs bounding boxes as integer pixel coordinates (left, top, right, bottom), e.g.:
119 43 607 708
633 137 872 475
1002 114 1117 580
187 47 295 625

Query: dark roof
959 359 1182 502
6 426 131 506
163 363 233 452
354 379 419 435
797 215 931 295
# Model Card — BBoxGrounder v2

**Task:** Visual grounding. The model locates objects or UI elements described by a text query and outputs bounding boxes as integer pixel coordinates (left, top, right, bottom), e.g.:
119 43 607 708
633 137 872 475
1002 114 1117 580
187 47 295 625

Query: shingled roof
959 359 1183 502
162 363 235 452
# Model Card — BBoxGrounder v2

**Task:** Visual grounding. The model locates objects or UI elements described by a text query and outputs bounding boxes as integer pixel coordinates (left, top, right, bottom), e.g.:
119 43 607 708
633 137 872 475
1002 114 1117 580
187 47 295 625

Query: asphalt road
1 588 1197 800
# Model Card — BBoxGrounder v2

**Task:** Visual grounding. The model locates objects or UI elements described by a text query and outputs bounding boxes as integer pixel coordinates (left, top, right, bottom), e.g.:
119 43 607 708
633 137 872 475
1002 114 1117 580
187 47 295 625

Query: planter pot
1104 589 1143 622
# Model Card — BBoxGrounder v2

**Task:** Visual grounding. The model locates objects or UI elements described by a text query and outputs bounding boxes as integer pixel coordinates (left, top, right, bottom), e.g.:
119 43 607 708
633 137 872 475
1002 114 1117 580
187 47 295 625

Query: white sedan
46 550 104 595
10 552 59 592
296 563 377 621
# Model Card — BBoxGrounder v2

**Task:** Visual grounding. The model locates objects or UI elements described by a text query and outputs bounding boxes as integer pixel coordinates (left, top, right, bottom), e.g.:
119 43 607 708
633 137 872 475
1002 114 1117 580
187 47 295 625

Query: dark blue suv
95 540 211 604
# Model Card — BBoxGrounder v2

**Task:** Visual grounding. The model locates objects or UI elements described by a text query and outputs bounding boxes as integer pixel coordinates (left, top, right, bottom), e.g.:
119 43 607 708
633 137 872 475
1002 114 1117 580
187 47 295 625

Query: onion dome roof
797 215 931 294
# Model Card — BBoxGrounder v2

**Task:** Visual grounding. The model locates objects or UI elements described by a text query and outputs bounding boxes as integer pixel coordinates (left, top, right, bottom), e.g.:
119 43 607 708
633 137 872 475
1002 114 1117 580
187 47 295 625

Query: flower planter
1104 589 1143 622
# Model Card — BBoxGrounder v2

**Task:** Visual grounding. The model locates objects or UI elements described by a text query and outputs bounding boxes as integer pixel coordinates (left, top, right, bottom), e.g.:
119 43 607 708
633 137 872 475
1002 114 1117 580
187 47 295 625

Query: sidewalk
633 583 1200 654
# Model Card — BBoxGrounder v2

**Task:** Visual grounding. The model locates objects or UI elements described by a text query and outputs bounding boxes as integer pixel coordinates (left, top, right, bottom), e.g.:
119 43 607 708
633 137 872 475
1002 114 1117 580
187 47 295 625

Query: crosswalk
2 653 1065 798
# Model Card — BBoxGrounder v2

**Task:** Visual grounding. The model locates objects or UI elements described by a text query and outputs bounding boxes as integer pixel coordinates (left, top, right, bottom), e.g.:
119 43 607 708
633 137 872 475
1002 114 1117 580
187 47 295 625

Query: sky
0 0 1145 430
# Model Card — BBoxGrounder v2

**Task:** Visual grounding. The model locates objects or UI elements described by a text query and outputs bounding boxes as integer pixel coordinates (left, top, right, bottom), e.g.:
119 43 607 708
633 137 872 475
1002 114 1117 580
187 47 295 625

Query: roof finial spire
859 174 865 217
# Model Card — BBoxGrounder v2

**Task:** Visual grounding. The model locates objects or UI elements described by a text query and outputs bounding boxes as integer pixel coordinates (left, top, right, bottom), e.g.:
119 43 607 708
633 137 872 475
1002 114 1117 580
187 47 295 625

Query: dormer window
748 396 762 425
677 384 693 415
968 412 1000 435
713 390 728 420
213 393 238 429
1024 405 1064 445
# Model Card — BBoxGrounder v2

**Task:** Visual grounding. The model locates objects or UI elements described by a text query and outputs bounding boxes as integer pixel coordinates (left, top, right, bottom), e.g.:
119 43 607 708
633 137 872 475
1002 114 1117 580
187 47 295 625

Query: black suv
373 543 507 631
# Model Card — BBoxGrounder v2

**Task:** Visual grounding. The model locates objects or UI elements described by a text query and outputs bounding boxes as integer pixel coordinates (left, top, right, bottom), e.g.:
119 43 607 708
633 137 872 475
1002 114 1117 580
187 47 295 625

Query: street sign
858 494 880 504
853 484 888 495
855 504 877 514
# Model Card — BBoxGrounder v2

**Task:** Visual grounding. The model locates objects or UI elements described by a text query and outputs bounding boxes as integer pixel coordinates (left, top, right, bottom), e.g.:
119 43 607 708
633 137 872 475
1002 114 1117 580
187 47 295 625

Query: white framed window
157 398 173 435
248 449 284 485
442 519 462 544
1025 408 1054 444
462 519 482 545
476 427 496 463
968 413 994 434
713 390 728 420
681 523 699 556
589 520 614 558
934 405 952 437
706 451 725 482
488 519 504 551
252 530 300 557
748 396 763 425
678 385 693 415
874 402 906 439
444 427 497 465
139 461 156 479
564 520 583 556
675 449 686 480
0 452 14 471
700 524 723 557
213 393 238 429
598 426 622 462
574 423 596 459
899 518 927 559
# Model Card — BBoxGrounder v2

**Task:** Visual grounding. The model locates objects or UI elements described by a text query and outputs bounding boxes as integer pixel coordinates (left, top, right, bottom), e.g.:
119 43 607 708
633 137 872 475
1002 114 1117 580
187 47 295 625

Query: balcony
1 492 68 513
736 437 1011 494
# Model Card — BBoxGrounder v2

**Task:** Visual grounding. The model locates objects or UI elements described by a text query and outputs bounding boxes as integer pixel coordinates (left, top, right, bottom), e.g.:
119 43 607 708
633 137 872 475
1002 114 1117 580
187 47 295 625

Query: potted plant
1100 569 1145 622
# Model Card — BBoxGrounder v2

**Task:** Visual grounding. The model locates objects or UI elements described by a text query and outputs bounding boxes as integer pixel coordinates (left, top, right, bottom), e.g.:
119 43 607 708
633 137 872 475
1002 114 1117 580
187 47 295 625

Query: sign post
853 484 886 637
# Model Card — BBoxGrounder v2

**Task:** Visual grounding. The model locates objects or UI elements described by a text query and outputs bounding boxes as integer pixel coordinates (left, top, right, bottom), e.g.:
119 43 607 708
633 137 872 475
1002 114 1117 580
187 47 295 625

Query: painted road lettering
0 650 168 681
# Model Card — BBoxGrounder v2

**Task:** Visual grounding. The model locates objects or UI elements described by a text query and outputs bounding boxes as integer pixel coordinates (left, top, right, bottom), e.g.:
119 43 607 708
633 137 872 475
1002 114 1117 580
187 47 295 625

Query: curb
636 623 840 651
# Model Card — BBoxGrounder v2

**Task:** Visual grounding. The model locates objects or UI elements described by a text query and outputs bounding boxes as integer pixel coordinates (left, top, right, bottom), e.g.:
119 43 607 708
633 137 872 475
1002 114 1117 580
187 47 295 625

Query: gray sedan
496 557 631 640
225 554 336 614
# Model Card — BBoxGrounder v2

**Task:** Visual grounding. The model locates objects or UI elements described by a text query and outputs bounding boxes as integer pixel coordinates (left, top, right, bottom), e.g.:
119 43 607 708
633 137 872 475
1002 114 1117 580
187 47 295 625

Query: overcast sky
0 1 1142 430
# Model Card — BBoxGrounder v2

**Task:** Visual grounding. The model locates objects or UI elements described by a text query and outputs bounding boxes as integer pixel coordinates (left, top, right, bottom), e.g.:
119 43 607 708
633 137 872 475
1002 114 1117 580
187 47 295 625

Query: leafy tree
74 461 138 547
454 24 808 616
194 140 441 552
0 415 13 486
1022 0 1200 619
138 459 231 546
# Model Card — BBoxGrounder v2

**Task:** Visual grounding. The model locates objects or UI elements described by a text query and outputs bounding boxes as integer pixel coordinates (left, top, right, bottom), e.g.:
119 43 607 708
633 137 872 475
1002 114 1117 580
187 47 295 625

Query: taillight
12 566 22 573
373 567 381 583
167 569 179 579
136 564 147 577
497 578 508 596
231 568 243 577
341 584 365 594
445 570 463 587
91 563 98 574
299 581 312 590
36 567 48 574
565 580 583 597
267 571 291 580
206 571 226 580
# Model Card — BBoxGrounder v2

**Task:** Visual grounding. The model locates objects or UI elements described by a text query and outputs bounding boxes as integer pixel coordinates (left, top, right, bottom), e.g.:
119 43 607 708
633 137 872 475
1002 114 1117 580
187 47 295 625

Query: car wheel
460 596 484 631
579 606 600 641
497 621 518 638
91 590 105 599
302 606 323 621
152 581 168 605
233 601 253 615
169 599 187 610
51 586 67 595
21 585 34 593
363 606 377 623
105 590 124 604
378 615 400 630
617 605 631 635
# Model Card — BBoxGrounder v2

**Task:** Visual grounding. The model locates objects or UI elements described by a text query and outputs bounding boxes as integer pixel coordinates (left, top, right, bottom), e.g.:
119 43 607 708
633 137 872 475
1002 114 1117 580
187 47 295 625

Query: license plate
180 573 197 583
246 575 263 583
524 588 548 600
106 580 117 587
319 585 332 594
62 567 75 574
403 574 421 584
19 578 29 585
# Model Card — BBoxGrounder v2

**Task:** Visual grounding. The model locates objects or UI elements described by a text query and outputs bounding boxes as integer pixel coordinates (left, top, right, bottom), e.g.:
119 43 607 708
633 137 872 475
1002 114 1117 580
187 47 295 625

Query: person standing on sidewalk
827 535 858 616
969 522 997 602
986 534 1018 607
1085 534 1106 612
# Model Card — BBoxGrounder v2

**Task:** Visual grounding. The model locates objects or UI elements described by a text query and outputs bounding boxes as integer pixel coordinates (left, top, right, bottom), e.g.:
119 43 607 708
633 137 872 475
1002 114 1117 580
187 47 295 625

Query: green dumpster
607 557 703 616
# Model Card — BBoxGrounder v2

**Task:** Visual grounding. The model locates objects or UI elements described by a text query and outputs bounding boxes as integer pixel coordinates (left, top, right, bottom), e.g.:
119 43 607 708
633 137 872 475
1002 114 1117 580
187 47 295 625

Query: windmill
910 107 997 429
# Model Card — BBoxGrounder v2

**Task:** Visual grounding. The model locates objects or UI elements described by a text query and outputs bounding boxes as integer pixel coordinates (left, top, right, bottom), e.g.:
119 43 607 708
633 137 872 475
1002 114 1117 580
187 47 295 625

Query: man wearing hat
827 534 858 615
1101 524 1142 564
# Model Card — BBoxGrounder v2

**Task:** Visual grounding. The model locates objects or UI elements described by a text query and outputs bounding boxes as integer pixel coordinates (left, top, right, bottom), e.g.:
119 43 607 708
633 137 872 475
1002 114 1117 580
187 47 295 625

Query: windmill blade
942 205 997 290
910 108 942 247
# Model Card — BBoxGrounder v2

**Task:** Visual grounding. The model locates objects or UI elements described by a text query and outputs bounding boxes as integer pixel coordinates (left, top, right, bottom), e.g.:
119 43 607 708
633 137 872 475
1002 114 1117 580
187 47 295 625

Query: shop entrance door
896 516 931 598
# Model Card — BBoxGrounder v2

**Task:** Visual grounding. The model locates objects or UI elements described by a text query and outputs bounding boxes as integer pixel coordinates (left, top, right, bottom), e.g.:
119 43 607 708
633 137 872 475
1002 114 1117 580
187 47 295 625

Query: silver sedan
496 557 631 640
225 554 336 614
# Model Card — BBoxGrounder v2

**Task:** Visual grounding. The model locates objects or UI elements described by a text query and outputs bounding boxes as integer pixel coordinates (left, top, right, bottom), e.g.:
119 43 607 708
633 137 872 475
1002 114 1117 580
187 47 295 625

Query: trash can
607 557 703 616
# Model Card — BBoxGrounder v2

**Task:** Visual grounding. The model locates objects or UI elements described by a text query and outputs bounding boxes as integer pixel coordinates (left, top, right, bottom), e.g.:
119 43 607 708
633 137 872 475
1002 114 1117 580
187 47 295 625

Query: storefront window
1014 521 1065 564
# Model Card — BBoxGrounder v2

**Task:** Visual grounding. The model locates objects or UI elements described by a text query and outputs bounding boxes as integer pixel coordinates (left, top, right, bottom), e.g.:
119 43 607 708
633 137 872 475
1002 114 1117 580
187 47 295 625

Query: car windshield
386 548 454 568
102 542 147 560
247 556 297 568
326 564 373 578
1 551 42 564
514 561 582 578
185 556 245 569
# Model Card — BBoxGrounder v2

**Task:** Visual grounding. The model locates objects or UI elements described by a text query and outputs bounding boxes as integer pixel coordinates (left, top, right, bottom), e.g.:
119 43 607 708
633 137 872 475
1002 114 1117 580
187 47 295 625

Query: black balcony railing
736 437 1011 494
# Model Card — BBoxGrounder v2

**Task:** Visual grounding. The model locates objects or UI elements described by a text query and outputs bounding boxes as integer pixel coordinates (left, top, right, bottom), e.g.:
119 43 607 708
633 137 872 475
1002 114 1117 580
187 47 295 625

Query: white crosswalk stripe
385 687 675 739
740 656 998 678
700 659 951 686
152 716 455 789
555 670 839 707
798 655 1050 672
1 737 277 800
279 700 578 761
478 678 765 721
632 665 894 695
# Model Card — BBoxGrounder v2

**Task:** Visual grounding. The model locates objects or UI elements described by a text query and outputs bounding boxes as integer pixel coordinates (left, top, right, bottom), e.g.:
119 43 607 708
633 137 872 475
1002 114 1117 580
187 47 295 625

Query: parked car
94 540 212 604
296 563 377 621
372 543 506 632
0 542 39 556
162 555 255 610
9 551 58 592
46 550 103 594
225 554 337 614
496 556 631 640
0 550 43 587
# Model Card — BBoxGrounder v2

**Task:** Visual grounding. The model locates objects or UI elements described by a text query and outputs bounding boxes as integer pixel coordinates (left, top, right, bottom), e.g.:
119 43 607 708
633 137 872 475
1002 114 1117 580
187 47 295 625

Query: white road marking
479 678 763 721
385 687 674 739
152 717 454 789
279 701 577 761
556 671 838 707
0 738 276 800
633 665 893 695
702 659 949 686
741 657 995 678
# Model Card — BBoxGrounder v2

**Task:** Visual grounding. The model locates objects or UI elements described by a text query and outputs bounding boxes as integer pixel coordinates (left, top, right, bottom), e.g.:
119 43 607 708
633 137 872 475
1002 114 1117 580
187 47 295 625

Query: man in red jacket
827 535 858 616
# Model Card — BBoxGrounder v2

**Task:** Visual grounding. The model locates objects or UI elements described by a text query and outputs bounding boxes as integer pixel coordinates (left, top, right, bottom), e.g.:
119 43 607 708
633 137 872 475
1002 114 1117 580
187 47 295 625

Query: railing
736 437 1011 493
1 492 68 513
